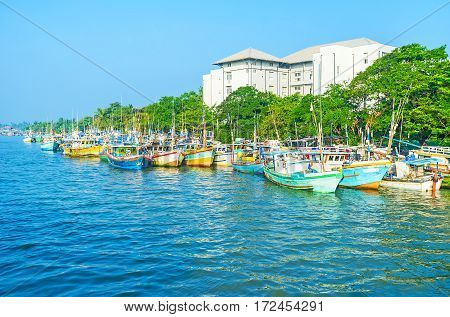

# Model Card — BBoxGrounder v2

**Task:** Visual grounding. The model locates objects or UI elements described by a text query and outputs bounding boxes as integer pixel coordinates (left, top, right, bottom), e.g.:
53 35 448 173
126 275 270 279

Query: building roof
281 38 381 64
213 48 281 65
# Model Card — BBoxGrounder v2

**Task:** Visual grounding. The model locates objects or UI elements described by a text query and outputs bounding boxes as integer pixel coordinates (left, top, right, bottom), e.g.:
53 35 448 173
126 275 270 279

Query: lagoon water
0 136 448 296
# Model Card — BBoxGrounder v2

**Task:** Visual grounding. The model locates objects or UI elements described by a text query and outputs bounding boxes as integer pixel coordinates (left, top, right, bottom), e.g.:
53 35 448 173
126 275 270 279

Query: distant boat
340 159 391 189
34 135 43 143
23 136 34 143
264 152 342 193
63 139 102 157
41 137 59 152
381 159 443 192
107 145 147 170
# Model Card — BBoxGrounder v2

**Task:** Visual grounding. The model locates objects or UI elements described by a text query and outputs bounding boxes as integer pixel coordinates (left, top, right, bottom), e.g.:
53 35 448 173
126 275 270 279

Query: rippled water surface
0 136 449 296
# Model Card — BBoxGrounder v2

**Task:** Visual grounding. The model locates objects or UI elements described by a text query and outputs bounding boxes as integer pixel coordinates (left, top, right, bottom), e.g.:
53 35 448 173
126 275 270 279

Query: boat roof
406 158 440 166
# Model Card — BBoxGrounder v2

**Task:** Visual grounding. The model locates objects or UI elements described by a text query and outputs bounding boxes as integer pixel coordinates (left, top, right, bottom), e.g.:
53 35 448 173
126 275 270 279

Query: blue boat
340 160 391 189
232 161 264 174
41 139 59 151
107 145 147 170
232 146 264 174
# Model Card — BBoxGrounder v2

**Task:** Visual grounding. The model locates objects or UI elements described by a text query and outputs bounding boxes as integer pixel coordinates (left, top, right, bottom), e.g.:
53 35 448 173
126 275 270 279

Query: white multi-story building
202 38 395 106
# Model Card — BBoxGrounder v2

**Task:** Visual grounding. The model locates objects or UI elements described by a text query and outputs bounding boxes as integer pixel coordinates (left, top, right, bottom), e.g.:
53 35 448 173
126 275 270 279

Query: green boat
41 138 59 151
264 152 343 193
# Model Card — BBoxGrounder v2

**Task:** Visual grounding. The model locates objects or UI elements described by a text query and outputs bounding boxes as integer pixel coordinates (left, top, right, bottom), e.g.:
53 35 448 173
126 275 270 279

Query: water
0 136 448 296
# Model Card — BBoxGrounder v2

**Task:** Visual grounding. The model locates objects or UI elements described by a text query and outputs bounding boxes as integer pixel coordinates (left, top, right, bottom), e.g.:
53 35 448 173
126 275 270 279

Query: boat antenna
202 102 206 149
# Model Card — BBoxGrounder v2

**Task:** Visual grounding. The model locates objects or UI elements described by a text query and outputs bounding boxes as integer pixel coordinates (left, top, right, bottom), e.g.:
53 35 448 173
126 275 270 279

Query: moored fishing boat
23 136 35 143
213 144 232 167
183 145 215 167
264 152 343 193
232 147 264 174
99 145 109 162
380 159 443 192
147 149 184 167
63 139 102 157
34 135 43 143
340 159 391 189
41 137 59 152
107 145 147 170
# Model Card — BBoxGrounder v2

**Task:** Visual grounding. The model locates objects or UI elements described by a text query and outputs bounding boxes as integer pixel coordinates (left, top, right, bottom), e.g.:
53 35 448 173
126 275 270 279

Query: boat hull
151 151 184 167
213 152 232 166
340 160 390 189
64 145 102 157
107 153 146 170
264 167 342 193
41 141 59 152
232 162 264 174
380 178 442 192
184 149 214 167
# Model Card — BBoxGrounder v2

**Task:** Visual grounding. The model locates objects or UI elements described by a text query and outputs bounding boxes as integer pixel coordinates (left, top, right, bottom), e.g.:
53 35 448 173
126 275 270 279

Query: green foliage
24 43 449 146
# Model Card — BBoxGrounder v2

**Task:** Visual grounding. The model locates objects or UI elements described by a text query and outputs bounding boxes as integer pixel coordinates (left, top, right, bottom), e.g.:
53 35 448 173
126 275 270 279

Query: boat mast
171 106 175 151
202 102 206 149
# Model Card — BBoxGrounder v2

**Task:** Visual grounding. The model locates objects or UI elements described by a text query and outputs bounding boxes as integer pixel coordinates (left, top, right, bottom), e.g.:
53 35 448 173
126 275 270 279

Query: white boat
380 160 443 192
213 144 232 166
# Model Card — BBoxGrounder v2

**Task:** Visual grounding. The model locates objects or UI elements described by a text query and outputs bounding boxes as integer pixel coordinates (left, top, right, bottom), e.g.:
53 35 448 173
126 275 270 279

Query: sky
0 0 449 123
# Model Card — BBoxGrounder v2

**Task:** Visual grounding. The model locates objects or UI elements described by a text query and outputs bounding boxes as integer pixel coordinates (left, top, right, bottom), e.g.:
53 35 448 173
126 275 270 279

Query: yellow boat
184 146 215 167
63 139 102 157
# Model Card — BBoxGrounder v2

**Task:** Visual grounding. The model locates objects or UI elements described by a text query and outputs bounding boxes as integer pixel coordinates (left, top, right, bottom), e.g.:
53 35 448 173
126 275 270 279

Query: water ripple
0 136 449 296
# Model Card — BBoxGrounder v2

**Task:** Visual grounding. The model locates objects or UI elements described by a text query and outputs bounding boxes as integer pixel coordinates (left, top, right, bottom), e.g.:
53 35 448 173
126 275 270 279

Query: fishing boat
99 145 109 162
146 144 184 167
23 136 35 143
63 138 102 157
232 122 264 174
263 152 343 193
41 136 59 152
145 112 185 167
183 103 215 167
213 144 232 167
380 159 443 192
340 159 391 189
184 145 215 167
107 144 147 170
232 148 264 174
34 135 43 143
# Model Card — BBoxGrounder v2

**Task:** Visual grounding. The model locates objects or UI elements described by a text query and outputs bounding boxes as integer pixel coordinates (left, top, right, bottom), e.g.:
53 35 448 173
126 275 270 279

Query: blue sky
0 0 449 122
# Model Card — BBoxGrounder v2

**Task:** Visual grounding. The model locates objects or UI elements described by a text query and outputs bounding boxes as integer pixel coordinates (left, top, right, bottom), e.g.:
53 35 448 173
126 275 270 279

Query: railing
420 146 450 156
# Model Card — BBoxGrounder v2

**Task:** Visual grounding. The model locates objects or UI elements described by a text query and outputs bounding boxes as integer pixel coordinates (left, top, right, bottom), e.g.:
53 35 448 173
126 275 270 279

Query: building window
269 71 274 80
294 86 301 91
295 72 301 77
226 72 232 80
253 69 256 73
309 72 312 79
364 53 368 64
227 62 232 67
282 87 287 95
226 86 232 96
283 72 287 78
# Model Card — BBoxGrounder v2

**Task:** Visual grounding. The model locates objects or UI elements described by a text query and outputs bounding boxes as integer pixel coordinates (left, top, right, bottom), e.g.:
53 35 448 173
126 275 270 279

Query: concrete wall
203 43 396 106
